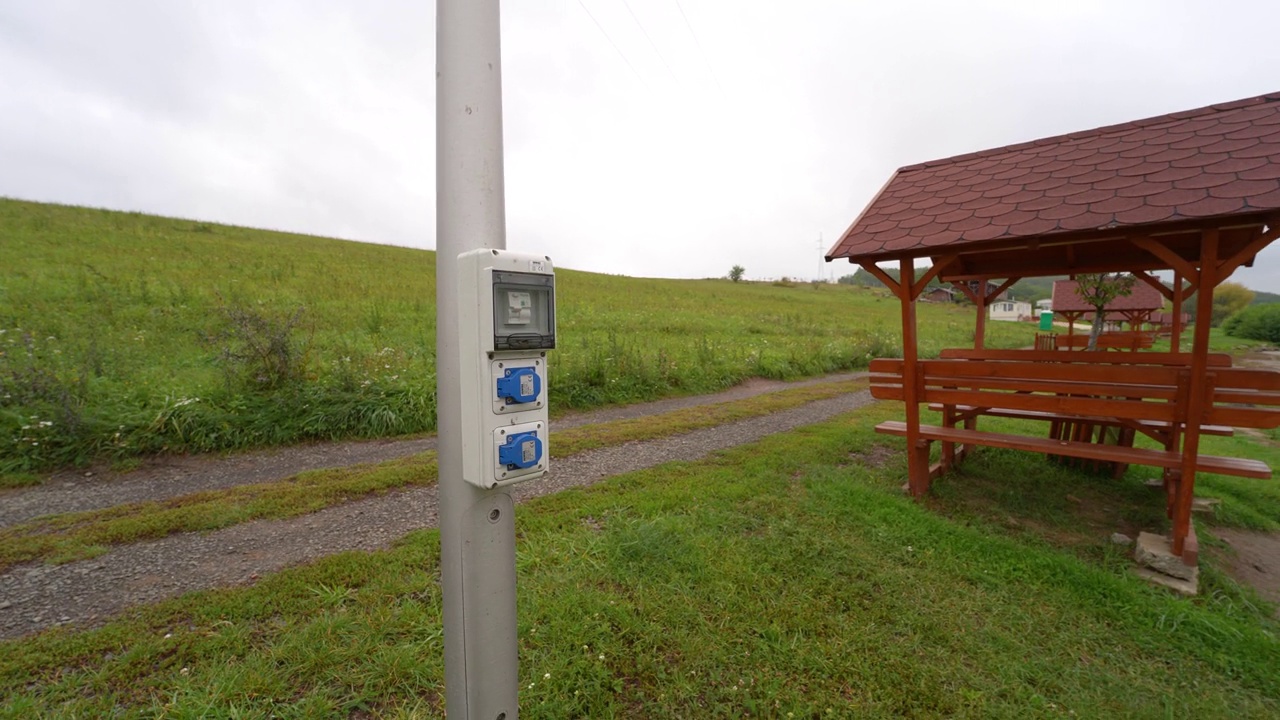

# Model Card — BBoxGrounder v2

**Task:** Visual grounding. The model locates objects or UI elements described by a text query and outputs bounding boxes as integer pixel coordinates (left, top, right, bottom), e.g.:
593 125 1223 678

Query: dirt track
0 374 871 639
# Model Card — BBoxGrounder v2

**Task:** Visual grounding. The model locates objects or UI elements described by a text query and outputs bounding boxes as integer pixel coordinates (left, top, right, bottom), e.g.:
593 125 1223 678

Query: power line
617 0 678 81
575 0 647 85
671 0 723 92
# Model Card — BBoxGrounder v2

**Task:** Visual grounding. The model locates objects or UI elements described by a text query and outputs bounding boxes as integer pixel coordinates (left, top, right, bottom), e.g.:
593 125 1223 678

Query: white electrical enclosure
458 249 555 489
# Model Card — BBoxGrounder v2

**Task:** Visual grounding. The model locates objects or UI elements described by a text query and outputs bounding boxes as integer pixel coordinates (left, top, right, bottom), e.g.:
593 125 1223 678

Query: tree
1211 282 1255 327
1073 273 1136 350
728 265 745 283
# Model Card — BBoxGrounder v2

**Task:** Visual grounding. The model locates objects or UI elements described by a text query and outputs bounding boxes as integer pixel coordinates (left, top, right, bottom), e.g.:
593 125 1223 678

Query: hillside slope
0 198 1034 471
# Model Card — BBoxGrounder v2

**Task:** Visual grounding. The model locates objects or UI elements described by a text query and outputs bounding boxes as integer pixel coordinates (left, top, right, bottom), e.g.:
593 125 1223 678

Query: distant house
921 286 957 303
1035 298 1053 312
989 298 1033 322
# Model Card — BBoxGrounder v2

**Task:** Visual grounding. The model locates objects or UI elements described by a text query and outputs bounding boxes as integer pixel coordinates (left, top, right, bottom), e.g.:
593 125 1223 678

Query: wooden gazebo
827 92 1280 566
1050 279 1165 350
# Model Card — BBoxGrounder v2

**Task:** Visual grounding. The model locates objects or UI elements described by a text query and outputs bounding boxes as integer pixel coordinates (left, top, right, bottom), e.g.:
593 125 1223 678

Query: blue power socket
496 367 541 405
498 431 542 470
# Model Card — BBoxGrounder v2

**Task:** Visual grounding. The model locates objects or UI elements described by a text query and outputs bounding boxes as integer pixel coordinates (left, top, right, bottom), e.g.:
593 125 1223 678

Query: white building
989 299 1033 322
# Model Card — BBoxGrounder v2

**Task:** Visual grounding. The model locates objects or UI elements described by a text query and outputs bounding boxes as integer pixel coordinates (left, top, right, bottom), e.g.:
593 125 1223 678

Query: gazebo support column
1173 229 1218 564
898 258 929 497
974 282 987 350
1171 273 1184 353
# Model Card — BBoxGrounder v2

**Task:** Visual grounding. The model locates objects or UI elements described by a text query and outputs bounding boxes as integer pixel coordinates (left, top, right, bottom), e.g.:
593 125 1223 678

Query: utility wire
617 0 678 81
671 0 723 92
575 0 647 85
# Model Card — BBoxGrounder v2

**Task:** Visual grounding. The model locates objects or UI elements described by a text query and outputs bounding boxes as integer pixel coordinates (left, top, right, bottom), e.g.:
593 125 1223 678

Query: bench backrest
938 349 1233 367
1056 332 1154 351
871 357 1280 429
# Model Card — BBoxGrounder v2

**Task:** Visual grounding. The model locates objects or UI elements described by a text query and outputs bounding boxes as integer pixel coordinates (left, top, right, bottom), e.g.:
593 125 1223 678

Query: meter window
492 270 555 350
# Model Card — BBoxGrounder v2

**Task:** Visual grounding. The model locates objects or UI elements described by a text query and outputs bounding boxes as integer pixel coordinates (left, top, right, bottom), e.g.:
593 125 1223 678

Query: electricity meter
457 249 555 488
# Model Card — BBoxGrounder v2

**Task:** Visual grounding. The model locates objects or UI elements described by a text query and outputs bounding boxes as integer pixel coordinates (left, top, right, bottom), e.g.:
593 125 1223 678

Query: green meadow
2 403 1277 718
0 198 1034 473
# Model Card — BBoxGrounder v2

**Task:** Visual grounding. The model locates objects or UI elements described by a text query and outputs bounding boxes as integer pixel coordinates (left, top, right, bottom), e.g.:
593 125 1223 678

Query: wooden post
1170 272 1184 353
974 282 987 349
900 257 928 497
1173 230 1217 563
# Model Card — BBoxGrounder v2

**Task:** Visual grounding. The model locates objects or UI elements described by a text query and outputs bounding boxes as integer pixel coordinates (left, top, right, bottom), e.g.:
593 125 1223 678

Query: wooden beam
974 280 988 349
1134 271 1174 301
899 257 929 498
1130 235 1199 284
1173 229 1218 562
1218 219 1280 282
986 277 1021 306
1171 272 1184 352
951 281 980 305
859 262 903 299
912 254 958 298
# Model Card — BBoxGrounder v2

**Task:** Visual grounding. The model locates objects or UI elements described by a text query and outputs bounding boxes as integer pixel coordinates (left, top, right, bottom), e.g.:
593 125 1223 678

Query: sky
3 1 1280 290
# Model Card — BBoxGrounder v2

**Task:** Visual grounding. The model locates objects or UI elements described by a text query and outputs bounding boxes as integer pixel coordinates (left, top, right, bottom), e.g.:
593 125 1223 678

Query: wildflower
598 654 605 661
543 672 550 680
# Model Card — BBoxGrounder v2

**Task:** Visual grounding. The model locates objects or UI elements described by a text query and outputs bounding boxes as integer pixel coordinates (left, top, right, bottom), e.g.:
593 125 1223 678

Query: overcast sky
3 1 1280 290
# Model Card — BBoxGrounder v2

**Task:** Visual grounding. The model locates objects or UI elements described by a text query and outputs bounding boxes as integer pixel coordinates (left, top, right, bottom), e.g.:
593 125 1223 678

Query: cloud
1 0 1279 290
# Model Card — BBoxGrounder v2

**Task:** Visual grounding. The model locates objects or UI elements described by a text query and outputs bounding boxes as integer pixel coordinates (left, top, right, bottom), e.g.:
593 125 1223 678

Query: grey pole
436 0 519 718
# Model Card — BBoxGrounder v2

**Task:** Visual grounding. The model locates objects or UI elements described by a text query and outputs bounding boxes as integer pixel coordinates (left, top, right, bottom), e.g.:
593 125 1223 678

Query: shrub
1222 304 1280 343
206 300 312 392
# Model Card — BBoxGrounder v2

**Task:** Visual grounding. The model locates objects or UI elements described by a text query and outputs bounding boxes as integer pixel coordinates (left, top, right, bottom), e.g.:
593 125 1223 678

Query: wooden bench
924 403 1235 478
875 421 1267 478
869 354 1280 481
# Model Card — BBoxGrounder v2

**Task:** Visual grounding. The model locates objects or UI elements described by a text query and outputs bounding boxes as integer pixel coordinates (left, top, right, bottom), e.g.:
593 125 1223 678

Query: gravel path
0 372 862 528
0 385 872 640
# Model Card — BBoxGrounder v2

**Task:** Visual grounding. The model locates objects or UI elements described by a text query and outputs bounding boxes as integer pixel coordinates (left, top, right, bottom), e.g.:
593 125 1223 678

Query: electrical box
458 249 555 489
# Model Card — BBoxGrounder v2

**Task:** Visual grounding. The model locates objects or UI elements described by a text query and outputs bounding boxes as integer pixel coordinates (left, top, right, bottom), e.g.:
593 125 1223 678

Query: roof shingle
828 92 1280 262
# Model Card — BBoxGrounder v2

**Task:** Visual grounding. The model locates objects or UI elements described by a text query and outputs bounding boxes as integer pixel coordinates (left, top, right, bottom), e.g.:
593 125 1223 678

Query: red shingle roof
827 92 1280 262
1050 279 1164 313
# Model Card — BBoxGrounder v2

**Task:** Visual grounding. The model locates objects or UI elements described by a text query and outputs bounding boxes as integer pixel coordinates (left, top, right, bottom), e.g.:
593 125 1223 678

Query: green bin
1038 310 1054 331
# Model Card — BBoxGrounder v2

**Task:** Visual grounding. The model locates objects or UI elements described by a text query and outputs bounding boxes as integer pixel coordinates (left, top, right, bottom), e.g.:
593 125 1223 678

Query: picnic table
868 348 1280 563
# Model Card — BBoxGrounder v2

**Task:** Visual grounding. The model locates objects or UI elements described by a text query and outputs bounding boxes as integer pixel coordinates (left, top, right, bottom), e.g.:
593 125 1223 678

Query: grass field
0 198 1035 473
2 401 1277 718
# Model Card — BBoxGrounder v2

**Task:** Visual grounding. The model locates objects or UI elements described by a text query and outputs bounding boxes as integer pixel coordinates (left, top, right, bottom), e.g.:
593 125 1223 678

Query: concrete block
1133 566 1198 596
1134 531 1196 581
1192 497 1221 514
1110 532 1133 546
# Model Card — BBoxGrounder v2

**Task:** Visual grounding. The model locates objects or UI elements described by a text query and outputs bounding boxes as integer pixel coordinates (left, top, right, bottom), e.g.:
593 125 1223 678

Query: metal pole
437 1 519 718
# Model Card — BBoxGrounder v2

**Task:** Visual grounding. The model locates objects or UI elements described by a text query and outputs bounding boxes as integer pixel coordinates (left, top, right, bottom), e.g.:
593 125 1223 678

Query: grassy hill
0 198 1035 472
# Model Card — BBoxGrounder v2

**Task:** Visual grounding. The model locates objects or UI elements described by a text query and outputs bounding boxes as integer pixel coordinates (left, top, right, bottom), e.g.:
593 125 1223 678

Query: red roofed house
825 91 1280 568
